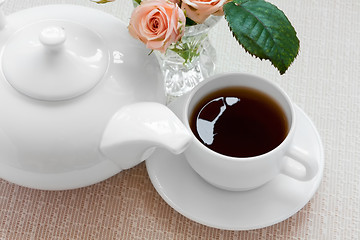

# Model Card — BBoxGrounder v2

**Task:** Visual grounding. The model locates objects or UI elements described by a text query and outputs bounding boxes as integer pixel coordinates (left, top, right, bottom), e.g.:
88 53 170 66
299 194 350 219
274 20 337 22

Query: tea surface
190 87 288 157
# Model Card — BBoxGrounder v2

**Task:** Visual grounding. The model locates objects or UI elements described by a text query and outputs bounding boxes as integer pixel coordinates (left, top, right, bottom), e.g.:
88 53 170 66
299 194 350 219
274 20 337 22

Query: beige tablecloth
0 0 359 239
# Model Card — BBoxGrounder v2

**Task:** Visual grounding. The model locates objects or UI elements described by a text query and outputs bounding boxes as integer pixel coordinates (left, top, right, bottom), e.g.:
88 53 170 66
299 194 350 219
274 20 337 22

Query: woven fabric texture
0 0 359 239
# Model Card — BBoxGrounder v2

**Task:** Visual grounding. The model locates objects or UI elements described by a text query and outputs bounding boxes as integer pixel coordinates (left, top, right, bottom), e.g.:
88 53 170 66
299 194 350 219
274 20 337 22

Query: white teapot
0 3 191 190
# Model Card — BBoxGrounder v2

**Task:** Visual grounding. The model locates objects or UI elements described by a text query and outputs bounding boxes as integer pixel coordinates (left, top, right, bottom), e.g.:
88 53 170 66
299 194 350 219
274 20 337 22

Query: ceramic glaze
2 21 109 101
0 4 191 190
170 73 319 191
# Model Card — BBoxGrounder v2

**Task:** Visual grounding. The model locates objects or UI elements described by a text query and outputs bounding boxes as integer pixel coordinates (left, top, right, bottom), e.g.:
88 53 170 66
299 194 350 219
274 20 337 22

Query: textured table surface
0 0 359 239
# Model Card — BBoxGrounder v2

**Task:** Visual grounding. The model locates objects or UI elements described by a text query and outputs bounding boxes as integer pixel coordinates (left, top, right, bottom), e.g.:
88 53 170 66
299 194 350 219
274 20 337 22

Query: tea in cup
174 73 318 191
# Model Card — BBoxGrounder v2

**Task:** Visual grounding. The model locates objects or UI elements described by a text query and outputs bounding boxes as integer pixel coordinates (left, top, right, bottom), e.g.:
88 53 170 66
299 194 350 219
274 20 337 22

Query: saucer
146 104 324 230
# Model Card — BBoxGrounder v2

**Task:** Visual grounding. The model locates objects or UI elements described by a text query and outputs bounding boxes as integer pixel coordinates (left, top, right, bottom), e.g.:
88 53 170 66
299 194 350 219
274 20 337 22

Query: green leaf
223 0 299 74
185 17 198 27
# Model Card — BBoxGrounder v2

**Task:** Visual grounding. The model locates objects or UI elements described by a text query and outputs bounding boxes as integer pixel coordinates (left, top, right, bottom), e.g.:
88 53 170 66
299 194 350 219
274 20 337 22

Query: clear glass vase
156 16 221 98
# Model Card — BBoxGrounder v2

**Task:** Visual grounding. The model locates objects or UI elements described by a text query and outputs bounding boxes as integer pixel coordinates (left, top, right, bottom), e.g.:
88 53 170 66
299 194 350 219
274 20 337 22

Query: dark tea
190 87 288 157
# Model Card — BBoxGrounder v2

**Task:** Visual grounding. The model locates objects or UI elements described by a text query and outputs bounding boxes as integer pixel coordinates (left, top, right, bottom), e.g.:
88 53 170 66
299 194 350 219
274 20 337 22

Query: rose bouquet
93 0 299 75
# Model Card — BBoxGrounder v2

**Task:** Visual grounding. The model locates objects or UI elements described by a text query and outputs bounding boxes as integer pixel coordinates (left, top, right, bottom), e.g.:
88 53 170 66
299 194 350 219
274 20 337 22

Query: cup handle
281 145 318 181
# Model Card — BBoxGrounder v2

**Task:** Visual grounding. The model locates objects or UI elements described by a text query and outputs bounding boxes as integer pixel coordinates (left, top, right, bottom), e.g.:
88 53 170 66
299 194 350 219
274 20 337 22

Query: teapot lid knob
39 26 66 49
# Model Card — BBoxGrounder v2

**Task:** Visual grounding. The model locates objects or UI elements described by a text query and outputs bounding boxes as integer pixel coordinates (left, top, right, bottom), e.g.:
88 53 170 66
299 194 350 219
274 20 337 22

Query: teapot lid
2 20 108 101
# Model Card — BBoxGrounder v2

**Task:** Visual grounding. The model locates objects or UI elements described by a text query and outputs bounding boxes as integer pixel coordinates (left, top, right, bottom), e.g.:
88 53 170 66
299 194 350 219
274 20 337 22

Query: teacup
172 73 319 191
102 72 319 192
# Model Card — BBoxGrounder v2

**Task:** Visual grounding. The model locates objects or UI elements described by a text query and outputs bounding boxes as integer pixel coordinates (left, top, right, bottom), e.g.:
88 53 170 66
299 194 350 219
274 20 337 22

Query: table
0 0 359 239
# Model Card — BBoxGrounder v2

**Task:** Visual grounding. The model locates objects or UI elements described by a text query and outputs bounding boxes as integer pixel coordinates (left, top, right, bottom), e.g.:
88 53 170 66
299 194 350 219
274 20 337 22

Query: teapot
0 3 191 190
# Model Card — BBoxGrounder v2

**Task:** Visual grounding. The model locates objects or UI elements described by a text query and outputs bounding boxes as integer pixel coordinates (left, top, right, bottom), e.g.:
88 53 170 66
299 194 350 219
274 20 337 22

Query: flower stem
168 33 207 64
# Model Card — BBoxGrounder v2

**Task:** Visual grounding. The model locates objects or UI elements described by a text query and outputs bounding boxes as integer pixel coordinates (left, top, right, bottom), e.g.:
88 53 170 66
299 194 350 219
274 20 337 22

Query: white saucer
146 104 324 230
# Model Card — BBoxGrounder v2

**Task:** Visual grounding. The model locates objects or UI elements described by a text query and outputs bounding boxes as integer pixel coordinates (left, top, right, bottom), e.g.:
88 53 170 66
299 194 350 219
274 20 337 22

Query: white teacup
172 73 319 191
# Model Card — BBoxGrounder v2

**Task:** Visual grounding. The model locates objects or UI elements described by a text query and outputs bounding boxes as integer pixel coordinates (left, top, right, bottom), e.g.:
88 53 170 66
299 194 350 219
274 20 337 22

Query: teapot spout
100 102 192 170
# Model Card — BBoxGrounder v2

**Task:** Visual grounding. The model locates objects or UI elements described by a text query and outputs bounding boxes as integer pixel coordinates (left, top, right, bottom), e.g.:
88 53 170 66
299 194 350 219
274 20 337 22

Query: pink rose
128 0 186 53
169 0 180 4
181 0 227 23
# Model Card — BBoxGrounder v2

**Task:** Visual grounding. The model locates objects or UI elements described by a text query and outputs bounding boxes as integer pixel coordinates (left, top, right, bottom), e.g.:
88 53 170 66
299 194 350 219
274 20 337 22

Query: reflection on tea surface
190 87 288 158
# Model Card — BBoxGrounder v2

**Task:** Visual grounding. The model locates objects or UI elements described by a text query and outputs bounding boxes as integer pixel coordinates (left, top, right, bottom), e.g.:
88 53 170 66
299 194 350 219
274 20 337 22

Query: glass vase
156 16 221 98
